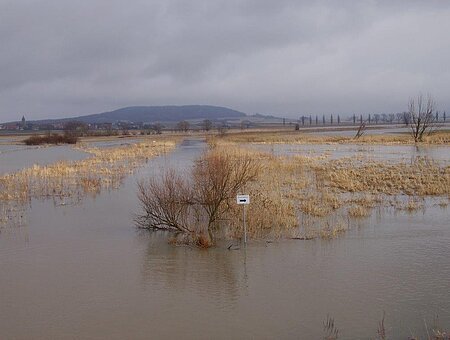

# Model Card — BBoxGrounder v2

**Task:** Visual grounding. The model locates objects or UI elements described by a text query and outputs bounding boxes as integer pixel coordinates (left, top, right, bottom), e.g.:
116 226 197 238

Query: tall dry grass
314 157 449 196
212 129 450 145
0 140 175 227
224 150 301 239
205 140 449 242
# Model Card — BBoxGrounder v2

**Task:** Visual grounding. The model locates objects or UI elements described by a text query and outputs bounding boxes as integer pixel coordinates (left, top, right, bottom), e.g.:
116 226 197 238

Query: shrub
24 133 78 145
136 148 260 246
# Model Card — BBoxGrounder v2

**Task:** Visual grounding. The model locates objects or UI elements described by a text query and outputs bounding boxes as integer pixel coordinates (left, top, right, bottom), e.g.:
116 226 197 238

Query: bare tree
136 149 260 246
64 120 89 137
136 169 195 233
374 114 380 124
152 123 163 134
217 123 228 136
177 120 190 132
354 120 367 139
400 112 410 126
388 113 395 124
192 150 259 237
408 94 437 142
202 119 213 131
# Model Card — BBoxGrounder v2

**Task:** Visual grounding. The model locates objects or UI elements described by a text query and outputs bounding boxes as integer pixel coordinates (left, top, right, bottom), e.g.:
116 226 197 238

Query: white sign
236 194 250 205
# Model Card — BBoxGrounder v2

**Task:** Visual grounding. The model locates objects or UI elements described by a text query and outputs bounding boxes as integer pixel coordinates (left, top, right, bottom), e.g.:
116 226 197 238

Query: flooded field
251 143 450 164
0 139 449 339
0 144 89 174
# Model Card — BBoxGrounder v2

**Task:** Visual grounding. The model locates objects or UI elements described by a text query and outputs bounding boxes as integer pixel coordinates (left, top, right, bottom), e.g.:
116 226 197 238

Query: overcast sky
0 0 449 121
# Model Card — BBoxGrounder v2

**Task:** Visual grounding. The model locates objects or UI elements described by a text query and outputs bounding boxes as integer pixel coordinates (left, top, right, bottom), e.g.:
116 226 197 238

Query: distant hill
37 105 247 124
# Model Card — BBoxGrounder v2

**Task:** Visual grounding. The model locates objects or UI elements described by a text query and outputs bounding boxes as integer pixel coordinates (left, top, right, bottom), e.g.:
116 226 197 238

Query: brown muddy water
0 139 449 339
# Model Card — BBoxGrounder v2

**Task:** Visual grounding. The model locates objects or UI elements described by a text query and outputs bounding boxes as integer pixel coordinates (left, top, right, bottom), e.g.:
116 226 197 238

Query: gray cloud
0 0 449 121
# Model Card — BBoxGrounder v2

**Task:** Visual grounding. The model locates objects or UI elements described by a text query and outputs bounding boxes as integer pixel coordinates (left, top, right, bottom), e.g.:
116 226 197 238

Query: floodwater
0 139 449 339
87 138 140 148
252 143 450 164
0 144 89 174
302 124 450 137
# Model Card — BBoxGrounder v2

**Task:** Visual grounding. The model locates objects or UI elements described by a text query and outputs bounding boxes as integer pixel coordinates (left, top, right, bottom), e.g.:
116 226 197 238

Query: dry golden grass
393 197 425 212
208 139 449 241
348 205 372 218
318 222 348 239
0 140 176 227
213 129 450 145
315 157 450 196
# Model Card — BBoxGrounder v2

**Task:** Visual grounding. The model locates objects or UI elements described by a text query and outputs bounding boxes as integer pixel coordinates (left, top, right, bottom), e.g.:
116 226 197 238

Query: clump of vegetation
347 205 371 218
186 140 450 244
323 315 339 340
136 148 260 246
322 313 450 339
315 157 449 196
24 133 78 145
0 140 175 228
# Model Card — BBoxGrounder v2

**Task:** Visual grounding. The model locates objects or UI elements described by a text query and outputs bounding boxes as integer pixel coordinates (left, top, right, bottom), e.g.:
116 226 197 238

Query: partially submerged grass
207 140 449 242
314 157 449 196
323 313 450 339
0 140 176 227
347 205 372 218
213 129 450 145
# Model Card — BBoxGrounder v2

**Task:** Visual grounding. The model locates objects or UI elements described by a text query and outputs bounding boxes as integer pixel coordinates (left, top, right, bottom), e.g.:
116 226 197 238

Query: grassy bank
215 129 450 145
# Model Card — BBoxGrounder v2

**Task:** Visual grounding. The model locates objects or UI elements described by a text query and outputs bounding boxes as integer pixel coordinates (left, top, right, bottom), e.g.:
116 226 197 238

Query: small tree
217 123 228 136
374 114 380 124
136 169 194 234
202 119 213 131
136 149 260 246
177 120 190 132
64 120 88 137
152 123 163 134
192 150 259 238
407 94 437 142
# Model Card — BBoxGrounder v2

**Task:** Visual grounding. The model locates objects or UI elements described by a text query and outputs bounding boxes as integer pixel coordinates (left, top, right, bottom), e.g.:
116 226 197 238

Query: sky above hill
0 0 449 121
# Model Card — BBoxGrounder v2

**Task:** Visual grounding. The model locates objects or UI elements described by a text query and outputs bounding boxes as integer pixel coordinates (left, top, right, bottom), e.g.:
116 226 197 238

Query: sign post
236 194 250 245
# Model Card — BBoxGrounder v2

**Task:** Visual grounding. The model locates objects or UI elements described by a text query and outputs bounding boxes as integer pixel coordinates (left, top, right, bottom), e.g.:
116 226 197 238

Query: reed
348 205 372 218
0 140 176 227
212 129 450 145
206 140 449 241
314 157 449 196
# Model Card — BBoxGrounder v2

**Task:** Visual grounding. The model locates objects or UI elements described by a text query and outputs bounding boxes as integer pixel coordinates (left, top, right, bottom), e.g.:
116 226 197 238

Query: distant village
0 116 119 132
1 111 447 134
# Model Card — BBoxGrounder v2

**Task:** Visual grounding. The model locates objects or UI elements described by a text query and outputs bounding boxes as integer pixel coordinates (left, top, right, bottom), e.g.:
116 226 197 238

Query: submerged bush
136 148 260 246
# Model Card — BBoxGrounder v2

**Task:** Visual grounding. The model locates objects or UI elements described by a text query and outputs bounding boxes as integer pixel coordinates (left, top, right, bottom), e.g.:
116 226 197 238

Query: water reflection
140 231 246 308
0 144 89 174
